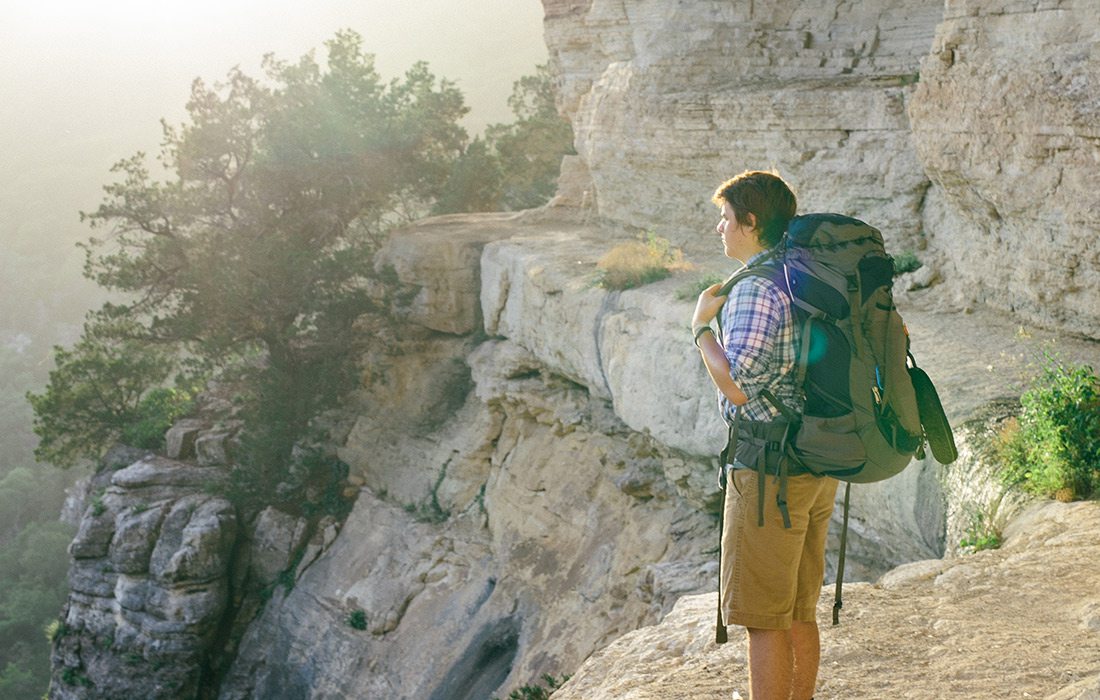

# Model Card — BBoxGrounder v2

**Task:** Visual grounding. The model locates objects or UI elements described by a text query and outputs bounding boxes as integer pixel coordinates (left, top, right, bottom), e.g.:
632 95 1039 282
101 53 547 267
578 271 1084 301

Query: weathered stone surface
69 505 117 560
544 0 942 257
149 495 237 585
111 456 224 491
909 0 1100 339
109 503 169 575
375 212 524 335
480 230 726 457
339 334 482 507
247 507 308 587
165 419 207 460
220 360 715 700
195 429 234 466
544 0 1100 339
550 501 1100 700
52 471 239 700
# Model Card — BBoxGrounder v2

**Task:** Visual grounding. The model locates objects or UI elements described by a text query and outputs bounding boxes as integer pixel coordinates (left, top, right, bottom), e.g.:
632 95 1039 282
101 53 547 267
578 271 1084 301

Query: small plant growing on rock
597 233 689 291
347 609 368 631
892 251 923 275
959 507 1002 552
676 273 726 301
90 494 106 518
60 667 93 688
996 357 1100 500
492 673 570 700
44 620 69 643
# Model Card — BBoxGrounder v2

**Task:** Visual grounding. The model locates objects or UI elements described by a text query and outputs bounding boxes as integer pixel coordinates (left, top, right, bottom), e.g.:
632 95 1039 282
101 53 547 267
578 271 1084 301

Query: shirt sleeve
720 276 785 389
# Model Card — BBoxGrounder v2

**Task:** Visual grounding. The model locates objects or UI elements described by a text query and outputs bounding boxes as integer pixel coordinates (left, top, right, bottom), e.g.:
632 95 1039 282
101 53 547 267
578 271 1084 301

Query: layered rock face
543 0 1100 338
908 0 1100 338
544 0 943 255
216 216 719 699
51 455 236 699
217 214 954 699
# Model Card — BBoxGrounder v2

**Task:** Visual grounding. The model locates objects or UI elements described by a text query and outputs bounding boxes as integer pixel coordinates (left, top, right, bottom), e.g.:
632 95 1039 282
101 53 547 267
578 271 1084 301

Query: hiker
691 170 837 700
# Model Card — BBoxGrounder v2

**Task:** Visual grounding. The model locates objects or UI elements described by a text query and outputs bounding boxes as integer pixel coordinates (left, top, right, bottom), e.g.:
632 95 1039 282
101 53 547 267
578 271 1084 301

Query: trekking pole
832 482 851 626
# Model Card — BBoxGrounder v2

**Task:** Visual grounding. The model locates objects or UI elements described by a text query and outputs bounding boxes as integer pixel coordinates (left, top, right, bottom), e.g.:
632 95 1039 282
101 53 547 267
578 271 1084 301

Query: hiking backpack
712 213 957 642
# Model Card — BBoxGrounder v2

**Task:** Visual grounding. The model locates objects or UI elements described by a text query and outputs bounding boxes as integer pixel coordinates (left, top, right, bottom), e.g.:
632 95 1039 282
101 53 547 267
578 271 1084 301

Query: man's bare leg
790 620 820 700
746 628 793 700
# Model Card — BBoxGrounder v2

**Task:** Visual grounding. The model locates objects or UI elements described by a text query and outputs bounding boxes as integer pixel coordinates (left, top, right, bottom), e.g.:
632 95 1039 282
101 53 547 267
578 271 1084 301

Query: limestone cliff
543 0 1100 338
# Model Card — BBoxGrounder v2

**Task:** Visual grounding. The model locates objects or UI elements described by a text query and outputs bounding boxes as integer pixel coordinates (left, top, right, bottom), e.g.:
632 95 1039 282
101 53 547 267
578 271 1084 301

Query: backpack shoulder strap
715 251 786 336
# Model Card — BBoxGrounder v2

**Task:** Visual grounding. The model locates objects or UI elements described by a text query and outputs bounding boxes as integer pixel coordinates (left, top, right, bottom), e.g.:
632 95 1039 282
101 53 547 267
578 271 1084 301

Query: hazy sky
0 0 547 209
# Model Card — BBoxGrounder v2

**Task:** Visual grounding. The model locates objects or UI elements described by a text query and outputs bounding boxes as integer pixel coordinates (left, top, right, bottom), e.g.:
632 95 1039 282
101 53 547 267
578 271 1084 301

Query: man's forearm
696 329 748 406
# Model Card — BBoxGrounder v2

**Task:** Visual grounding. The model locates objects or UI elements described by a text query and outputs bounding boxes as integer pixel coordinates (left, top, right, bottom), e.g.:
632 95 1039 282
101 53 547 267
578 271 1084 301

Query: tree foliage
26 317 185 467
28 30 470 503
436 63 575 214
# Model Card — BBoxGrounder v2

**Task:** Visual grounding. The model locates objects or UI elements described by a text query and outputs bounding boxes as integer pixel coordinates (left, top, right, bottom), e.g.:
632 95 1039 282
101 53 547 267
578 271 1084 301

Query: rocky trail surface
552 500 1100 700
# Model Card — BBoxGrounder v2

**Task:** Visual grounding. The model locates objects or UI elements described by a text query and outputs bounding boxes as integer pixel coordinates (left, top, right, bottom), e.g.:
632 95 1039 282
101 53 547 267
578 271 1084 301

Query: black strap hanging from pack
714 414 739 645
832 482 851 626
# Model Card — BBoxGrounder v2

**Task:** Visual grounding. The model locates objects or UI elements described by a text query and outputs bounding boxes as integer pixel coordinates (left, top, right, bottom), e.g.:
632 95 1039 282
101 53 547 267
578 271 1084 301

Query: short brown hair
712 170 797 248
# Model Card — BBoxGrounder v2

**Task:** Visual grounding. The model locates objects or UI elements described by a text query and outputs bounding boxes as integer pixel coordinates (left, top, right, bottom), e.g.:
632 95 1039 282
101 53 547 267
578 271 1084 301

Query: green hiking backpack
712 213 957 642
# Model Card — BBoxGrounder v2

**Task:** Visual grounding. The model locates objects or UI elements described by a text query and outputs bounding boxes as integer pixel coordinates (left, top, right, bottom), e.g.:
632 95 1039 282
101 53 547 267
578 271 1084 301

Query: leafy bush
892 251 923 274
347 610 367 631
958 507 1002 552
597 234 688 291
996 357 1100 500
436 63 576 214
25 317 184 468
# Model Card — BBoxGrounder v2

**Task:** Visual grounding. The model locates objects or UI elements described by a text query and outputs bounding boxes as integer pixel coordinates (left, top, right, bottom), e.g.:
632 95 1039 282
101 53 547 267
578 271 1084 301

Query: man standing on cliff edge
691 170 838 700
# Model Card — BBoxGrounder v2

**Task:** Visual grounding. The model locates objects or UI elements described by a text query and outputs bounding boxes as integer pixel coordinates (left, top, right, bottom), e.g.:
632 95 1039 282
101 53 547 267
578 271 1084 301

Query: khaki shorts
721 469 839 630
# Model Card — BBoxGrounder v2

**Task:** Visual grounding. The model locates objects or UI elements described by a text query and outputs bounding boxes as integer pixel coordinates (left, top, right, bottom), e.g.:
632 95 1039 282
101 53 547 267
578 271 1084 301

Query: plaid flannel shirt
718 251 803 424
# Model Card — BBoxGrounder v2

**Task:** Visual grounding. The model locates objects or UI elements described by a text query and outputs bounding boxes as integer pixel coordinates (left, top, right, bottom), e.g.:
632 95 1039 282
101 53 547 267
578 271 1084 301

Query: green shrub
958 507 1002 552
892 251 923 275
996 357 1100 500
597 234 688 291
347 610 367 631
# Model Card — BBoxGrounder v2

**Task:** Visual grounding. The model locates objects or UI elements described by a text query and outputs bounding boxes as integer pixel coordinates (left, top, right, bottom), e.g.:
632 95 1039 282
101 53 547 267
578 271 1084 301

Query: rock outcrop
542 0 1100 339
908 0 1100 338
549 499 1100 700
544 0 943 254
212 210 1100 698
52 457 235 699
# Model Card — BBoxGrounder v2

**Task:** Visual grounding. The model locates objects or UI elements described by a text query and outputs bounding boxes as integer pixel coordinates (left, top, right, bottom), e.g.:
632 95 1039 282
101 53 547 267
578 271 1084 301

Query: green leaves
435 62 576 215
26 316 180 468
997 356 1100 500
32 30 475 482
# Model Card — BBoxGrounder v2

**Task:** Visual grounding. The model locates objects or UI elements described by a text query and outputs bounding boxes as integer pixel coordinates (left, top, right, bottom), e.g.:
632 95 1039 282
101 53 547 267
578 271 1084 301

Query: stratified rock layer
542 0 1100 339
909 0 1100 338
51 458 235 700
544 1 943 254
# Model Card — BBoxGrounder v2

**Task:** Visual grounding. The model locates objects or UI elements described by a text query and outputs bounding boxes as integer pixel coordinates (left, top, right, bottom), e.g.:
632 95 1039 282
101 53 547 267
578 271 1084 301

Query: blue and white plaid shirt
718 251 804 423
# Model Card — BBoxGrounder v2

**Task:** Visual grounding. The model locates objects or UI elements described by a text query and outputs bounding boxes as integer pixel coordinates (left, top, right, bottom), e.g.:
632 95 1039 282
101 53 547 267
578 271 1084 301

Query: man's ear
742 211 758 231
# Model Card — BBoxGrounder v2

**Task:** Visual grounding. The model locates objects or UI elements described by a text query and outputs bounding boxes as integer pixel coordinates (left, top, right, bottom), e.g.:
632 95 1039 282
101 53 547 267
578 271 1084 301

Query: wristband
693 325 714 347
